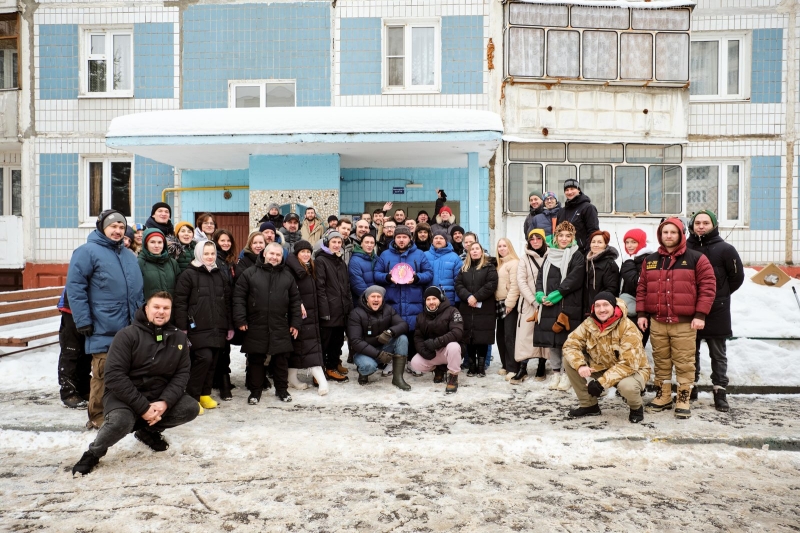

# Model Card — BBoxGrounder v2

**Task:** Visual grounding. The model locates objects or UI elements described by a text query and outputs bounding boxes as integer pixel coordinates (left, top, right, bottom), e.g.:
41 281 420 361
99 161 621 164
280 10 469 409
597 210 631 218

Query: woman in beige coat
495 238 520 376
511 229 549 384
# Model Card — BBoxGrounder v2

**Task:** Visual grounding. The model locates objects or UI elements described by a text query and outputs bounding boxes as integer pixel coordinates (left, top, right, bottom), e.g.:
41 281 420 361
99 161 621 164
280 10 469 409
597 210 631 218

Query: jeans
695 337 729 388
57 312 91 401
88 394 199 458
354 335 408 376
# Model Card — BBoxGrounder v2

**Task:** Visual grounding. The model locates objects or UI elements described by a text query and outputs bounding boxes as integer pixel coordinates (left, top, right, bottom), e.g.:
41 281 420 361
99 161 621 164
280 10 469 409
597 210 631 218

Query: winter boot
199 395 218 410
325 368 349 383
534 358 547 381
336 363 350 375
276 390 292 403
674 384 692 419
445 372 459 394
557 372 572 391
134 428 170 452
288 368 308 390
219 374 233 401
358 373 369 385
629 406 644 424
72 450 100 476
547 372 561 390
433 365 446 384
391 355 411 391
568 404 601 418
476 357 486 378
646 381 674 412
247 390 261 405
690 383 699 401
63 395 88 409
309 366 329 396
713 387 729 412
510 367 528 384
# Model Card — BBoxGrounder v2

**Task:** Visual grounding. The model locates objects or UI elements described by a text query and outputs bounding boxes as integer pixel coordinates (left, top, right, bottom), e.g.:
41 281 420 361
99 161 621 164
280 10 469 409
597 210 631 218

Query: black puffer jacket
285 253 324 368
215 245 236 287
315 247 353 327
233 258 302 355
414 296 464 360
173 262 232 350
347 294 409 359
620 250 651 297
583 246 620 315
556 193 600 253
687 227 745 338
534 249 585 348
103 306 190 415
235 250 262 284
455 264 499 345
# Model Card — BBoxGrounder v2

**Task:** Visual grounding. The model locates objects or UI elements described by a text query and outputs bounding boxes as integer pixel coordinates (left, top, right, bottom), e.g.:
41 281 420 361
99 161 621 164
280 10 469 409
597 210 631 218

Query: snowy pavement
1 346 800 532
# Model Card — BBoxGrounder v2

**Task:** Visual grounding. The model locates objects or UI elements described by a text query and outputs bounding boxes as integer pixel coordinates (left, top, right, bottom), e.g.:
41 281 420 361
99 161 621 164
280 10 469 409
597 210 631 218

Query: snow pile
730 268 800 339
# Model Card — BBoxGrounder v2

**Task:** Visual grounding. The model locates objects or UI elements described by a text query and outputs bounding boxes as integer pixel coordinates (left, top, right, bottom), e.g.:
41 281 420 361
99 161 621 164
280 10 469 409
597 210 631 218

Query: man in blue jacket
66 209 144 429
375 226 433 358
424 229 463 304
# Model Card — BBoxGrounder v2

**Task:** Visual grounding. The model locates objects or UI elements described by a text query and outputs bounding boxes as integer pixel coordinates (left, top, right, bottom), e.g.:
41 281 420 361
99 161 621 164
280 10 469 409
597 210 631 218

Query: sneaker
336 363 350 375
276 390 292 403
134 429 170 452
248 394 260 405
568 404 601 418
406 365 423 377
72 450 100 476
379 363 393 377
498 369 508 376
557 373 572 391
547 373 561 390
325 369 349 382
199 395 218 410
629 406 644 424
62 395 88 409
358 374 369 385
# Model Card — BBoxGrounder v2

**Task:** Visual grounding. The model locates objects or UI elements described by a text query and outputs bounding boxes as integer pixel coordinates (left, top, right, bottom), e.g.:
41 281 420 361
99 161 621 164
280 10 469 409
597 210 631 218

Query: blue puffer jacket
375 242 434 330
424 243 463 304
529 204 561 238
348 244 378 301
66 230 144 354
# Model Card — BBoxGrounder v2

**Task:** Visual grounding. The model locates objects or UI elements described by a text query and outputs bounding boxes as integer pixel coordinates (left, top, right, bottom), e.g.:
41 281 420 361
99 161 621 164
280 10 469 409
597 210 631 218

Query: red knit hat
623 229 647 255
439 206 453 216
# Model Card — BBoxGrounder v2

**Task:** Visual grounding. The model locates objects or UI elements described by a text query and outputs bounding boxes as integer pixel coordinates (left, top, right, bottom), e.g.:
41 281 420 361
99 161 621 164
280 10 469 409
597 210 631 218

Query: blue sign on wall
392 187 405 195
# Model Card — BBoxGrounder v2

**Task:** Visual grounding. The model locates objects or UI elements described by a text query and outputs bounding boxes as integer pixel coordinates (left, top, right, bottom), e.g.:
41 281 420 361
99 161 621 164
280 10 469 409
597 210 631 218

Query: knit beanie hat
268 202 280 211
416 209 429 219
174 221 194 237
150 202 172 217
325 230 343 243
589 230 611 245
394 226 412 238
450 225 465 236
96 209 127 232
143 228 166 245
293 239 313 255
529 191 542 200
125 226 135 241
543 191 557 201
432 228 449 239
424 286 445 302
259 221 277 234
691 209 718 228
328 215 339 224
623 229 647 255
527 228 547 242
593 291 617 309
439 206 453 216
563 179 580 191
364 285 386 299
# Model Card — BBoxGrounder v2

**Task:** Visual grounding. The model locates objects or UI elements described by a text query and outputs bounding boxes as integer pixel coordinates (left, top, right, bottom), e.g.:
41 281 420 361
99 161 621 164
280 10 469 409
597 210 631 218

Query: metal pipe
161 185 249 203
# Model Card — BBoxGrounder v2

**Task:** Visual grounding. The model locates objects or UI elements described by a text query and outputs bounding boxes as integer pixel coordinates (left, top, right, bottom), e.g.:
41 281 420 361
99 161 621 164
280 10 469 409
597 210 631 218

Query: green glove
546 290 563 304
535 291 545 304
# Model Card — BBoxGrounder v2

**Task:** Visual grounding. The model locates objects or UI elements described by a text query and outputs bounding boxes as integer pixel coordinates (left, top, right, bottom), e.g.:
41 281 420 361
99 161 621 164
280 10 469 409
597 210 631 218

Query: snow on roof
107 107 504 139
509 0 695 8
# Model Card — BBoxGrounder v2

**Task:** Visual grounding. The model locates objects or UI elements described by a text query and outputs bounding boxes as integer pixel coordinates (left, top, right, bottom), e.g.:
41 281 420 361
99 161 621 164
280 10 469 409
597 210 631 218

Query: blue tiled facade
134 156 175 223
38 25 79 100
751 28 783 104
182 3 331 109
339 18 382 96
133 23 176 99
250 154 340 190
750 156 782 230
39 154 79 228
180 169 250 222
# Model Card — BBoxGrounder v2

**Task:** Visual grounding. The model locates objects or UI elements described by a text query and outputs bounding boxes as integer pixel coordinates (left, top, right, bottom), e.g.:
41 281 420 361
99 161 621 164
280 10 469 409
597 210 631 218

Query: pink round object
390 263 415 284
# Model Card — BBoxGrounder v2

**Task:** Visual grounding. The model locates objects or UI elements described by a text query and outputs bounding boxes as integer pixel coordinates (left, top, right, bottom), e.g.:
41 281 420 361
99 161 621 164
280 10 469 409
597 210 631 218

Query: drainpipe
161 185 249 203
781 0 797 264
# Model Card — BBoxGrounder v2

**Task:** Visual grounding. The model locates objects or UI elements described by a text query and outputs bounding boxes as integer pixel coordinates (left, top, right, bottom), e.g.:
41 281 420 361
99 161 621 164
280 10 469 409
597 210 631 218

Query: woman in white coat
511 229 549 384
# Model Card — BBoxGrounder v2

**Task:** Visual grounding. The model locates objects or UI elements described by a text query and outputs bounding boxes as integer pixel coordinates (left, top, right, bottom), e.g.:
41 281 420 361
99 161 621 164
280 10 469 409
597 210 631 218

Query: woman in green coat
139 228 181 300
168 221 197 273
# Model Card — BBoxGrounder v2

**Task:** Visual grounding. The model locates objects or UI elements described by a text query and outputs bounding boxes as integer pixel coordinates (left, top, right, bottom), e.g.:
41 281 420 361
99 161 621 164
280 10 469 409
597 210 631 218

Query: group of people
66 182 744 476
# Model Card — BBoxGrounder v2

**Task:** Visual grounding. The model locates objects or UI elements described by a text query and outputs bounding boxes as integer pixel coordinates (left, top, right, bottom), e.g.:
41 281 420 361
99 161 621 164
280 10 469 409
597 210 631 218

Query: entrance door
364 201 461 224
199 212 251 253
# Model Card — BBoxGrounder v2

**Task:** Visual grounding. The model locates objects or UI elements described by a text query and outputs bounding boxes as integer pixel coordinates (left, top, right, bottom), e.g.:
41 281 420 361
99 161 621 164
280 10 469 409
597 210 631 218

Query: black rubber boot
477 357 486 377
391 355 411 391
535 357 547 379
510 366 528 384
219 374 233 401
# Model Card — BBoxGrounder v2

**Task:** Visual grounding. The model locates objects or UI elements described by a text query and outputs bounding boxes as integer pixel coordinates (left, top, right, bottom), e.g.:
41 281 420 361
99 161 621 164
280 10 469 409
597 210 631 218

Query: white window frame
78 27 134 98
690 32 751 102
685 160 746 227
227 79 297 108
381 18 441 94
0 166 21 216
79 157 134 226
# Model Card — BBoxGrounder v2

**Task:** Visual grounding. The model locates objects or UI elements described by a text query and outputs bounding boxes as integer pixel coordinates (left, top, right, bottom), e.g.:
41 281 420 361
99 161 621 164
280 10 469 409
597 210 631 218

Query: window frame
78 27 134 98
381 18 442 94
689 31 751 102
227 79 298 109
685 160 747 227
79 157 134 226
0 12 20 91
0 166 22 216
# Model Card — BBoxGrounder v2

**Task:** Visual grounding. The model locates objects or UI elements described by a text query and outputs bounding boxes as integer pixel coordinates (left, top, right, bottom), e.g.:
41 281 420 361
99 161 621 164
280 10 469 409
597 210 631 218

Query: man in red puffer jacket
636 217 716 420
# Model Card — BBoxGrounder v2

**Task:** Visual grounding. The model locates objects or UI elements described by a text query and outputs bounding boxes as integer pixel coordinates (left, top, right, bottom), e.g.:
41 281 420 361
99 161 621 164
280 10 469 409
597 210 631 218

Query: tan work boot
646 381 674 412
674 384 692 419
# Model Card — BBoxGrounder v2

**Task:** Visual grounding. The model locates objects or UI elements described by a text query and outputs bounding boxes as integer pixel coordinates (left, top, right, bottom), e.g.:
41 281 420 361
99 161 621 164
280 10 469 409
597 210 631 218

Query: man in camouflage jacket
562 292 650 424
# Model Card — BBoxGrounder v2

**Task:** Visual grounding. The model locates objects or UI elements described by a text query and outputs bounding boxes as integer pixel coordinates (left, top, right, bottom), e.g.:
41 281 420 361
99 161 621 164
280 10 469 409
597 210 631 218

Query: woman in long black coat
173 241 233 412
314 233 353 382
583 230 620 316
284 240 328 395
211 228 238 400
455 242 499 377
534 221 585 393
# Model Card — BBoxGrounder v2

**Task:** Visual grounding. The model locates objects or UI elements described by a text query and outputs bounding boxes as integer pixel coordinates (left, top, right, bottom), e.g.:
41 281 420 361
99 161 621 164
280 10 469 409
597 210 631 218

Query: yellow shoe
197 403 205 416
199 396 218 409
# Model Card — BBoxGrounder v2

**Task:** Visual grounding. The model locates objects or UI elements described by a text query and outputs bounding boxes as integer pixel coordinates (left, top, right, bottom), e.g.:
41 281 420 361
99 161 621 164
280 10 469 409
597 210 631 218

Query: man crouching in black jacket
72 292 199 476
409 287 464 394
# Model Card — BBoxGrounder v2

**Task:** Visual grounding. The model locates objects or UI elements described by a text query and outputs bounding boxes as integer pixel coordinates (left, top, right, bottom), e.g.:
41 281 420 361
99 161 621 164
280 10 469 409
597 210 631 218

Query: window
383 19 441 93
506 141 684 215
81 29 133 96
690 33 749 100
228 80 296 108
505 4 691 86
0 167 21 216
0 13 19 90
83 159 132 221
686 163 743 225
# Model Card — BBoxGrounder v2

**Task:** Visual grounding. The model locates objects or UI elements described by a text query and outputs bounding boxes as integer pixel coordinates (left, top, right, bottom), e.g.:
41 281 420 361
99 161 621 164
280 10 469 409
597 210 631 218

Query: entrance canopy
106 107 503 169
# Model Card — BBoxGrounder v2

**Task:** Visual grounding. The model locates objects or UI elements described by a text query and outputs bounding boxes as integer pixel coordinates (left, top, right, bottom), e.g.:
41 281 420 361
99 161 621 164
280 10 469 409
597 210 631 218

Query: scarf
542 244 577 295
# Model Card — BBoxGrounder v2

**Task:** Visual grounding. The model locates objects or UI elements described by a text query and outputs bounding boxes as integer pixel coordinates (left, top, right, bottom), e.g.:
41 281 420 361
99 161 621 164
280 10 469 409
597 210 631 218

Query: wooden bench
0 287 63 347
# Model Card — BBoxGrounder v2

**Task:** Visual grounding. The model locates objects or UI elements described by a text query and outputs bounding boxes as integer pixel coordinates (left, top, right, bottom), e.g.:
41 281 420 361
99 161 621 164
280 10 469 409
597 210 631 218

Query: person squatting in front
562 292 651 423
346 285 411 390
71 292 200 476
233 242 303 404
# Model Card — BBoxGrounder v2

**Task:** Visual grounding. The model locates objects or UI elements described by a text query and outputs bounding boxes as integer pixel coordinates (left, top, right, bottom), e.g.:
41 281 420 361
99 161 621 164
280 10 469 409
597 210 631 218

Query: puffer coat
375 241 434 330
173 262 232 349
562 299 651 389
414 296 464 359
496 258 520 308
315 246 353 327
348 244 378 301
233 258 302 355
556 193 600 253
424 243 463 304
534 247 585 348
515 246 549 361
138 248 181 300
346 295 409 360
235 249 262 285
455 264 499 345
583 246 620 315
528 204 560 238
285 253 324 368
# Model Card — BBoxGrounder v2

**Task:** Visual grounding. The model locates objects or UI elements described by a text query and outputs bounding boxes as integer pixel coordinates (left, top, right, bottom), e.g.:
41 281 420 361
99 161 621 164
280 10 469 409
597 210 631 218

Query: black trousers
496 310 519 374
320 326 346 370
247 353 289 395
466 344 489 368
213 341 232 388
188 347 219 400
695 337 729 388
57 312 91 401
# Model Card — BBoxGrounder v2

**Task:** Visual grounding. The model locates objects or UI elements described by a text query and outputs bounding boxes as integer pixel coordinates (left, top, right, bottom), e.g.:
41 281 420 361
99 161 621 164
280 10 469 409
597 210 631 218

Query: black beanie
150 202 172 217
424 286 445 302
451 225 465 236
593 291 617 308
293 240 313 255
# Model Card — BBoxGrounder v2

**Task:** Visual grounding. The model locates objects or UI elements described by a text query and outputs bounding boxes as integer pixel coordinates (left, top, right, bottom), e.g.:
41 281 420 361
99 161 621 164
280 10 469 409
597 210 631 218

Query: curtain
656 33 689 81
508 27 544 77
547 30 580 78
412 27 434 86
582 31 617 80
690 41 719 95
620 33 652 79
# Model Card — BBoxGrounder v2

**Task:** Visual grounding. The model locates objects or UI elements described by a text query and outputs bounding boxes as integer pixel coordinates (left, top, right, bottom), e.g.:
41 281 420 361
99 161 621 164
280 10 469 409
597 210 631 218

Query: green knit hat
690 209 718 228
